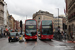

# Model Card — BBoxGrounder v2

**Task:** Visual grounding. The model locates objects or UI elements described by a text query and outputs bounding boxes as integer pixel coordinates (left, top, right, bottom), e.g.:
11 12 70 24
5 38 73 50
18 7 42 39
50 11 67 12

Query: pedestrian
16 33 19 36
64 32 67 40
66 33 69 40
8 32 10 36
4 30 7 37
58 29 61 40
70 31 74 42
61 31 63 39
4 30 5 37
56 32 58 40
5 33 7 37
62 31 65 39
20 33 22 35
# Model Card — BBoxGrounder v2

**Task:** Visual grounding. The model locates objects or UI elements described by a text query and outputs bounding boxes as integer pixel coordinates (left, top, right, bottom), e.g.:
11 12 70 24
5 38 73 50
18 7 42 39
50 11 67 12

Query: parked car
8 32 19 42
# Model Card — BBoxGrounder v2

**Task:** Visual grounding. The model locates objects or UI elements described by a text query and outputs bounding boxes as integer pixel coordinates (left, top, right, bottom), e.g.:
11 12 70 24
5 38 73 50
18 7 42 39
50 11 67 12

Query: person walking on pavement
62 31 65 40
4 30 6 37
70 31 74 42
64 32 67 40
61 31 63 40
58 28 61 40
16 33 19 36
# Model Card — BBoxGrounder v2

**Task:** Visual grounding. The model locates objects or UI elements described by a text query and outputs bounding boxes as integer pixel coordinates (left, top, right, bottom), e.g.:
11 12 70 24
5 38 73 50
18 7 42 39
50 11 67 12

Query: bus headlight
42 36 43 37
36 35 37 36
25 37 27 38
51 35 53 37
35 37 37 38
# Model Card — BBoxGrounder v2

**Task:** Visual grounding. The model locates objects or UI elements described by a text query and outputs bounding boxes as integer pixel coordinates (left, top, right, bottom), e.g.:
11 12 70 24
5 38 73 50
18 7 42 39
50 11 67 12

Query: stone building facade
4 2 9 29
0 0 4 27
65 0 75 40
8 15 13 30
53 17 63 32
62 17 67 32
33 10 54 26
8 15 15 30
0 0 4 34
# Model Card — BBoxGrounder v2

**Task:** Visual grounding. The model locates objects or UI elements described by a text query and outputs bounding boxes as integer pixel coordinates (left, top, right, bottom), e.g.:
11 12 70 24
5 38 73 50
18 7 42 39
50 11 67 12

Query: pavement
67 41 75 43
0 37 75 50
54 39 75 43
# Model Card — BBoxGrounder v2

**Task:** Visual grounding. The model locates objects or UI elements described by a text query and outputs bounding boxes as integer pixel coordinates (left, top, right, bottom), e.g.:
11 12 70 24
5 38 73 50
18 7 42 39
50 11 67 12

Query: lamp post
20 20 22 34
57 8 59 28
26 15 27 19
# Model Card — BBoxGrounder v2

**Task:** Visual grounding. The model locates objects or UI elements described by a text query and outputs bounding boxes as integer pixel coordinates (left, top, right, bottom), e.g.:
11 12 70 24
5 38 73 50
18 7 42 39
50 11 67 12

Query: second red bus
39 20 53 40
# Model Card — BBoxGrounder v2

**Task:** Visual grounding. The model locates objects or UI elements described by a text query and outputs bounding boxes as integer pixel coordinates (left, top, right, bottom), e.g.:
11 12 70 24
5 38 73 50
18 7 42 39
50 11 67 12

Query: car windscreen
18 32 24 35
10 33 16 36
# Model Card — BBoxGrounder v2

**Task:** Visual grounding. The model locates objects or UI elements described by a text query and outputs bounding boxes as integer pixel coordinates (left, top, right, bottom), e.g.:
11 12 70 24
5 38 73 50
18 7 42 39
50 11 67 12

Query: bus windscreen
42 20 53 35
42 20 52 25
42 27 53 35
26 29 36 36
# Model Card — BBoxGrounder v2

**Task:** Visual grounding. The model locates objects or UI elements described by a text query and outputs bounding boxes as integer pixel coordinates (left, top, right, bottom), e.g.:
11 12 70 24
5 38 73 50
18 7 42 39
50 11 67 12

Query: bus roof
25 19 37 22
25 19 37 25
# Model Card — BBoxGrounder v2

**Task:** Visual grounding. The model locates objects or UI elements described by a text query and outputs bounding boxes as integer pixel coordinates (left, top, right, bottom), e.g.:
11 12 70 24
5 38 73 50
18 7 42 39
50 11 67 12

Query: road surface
0 38 75 50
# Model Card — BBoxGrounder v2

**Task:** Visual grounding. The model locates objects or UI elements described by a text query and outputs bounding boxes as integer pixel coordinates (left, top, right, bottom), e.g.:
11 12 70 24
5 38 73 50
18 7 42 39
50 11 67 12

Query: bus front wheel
26 39 28 41
49 39 51 41
33 39 37 41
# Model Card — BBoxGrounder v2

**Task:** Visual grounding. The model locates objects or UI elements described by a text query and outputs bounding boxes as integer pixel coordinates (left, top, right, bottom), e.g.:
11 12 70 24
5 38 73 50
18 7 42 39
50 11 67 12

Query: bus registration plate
30 38 32 39
46 38 49 39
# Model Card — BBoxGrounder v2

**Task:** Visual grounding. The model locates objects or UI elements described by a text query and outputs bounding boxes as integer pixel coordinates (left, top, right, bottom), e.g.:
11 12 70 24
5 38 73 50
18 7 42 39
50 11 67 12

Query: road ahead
0 38 75 50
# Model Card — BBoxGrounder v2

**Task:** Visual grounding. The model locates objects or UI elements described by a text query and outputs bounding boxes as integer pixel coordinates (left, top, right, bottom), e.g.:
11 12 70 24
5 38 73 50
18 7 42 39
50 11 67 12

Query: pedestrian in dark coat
70 31 74 42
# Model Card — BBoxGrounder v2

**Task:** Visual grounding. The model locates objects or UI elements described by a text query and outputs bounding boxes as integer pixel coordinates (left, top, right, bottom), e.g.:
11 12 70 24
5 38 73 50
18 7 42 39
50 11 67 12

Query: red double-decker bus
25 19 37 41
39 20 53 40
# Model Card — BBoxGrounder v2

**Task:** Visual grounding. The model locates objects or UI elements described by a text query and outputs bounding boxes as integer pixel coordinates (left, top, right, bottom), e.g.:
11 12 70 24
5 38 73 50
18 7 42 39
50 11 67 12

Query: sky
4 0 66 23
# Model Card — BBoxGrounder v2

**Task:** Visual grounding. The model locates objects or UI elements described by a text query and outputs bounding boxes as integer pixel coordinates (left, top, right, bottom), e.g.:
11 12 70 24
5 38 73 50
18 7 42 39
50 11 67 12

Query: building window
68 12 75 20
38 17 40 19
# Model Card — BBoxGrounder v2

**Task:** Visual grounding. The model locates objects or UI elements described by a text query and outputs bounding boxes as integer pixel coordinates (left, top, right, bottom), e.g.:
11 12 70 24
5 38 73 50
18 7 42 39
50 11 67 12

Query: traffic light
20 20 22 28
